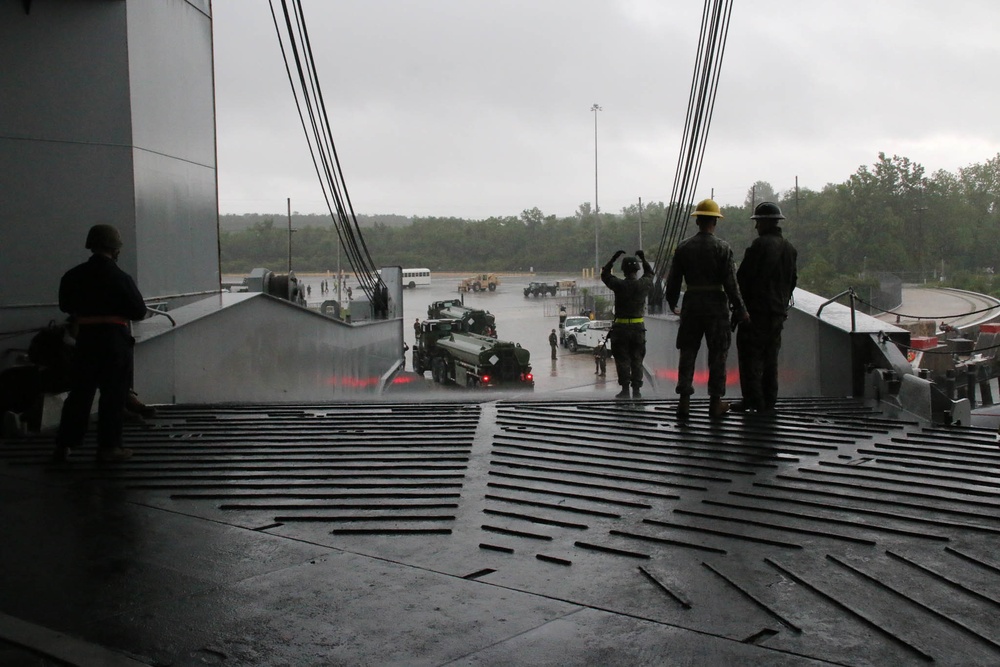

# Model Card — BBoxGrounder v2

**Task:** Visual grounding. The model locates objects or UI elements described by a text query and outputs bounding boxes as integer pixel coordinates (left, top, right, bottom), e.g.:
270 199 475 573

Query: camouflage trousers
609 324 645 389
736 313 785 410
675 298 731 397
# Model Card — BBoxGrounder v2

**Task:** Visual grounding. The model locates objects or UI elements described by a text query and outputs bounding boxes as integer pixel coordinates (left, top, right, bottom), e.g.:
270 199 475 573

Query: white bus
401 268 431 288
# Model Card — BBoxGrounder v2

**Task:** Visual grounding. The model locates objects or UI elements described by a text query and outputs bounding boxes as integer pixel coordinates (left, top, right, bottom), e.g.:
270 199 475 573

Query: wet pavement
304 273 621 396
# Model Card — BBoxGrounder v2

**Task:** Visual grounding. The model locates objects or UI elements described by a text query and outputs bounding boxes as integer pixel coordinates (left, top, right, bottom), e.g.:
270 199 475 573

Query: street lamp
591 103 601 276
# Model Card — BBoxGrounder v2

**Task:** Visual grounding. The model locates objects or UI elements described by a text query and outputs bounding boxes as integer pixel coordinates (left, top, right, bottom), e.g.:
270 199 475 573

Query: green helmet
621 255 640 274
85 224 123 251
751 202 785 220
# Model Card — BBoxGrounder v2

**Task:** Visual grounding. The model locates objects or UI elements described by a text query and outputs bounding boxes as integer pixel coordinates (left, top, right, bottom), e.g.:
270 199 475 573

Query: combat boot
615 387 630 400
709 396 730 418
676 395 690 420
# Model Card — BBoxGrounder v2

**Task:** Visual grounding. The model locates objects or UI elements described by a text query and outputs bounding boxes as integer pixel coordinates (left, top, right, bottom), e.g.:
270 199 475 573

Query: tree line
219 152 1000 299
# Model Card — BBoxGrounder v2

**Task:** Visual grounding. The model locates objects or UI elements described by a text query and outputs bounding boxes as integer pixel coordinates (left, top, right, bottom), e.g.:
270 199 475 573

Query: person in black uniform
53 224 148 462
733 202 798 415
548 329 558 360
601 249 653 399
665 199 747 419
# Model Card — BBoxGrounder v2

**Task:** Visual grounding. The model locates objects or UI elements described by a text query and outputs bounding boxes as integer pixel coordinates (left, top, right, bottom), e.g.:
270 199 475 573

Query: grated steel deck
3 397 1000 665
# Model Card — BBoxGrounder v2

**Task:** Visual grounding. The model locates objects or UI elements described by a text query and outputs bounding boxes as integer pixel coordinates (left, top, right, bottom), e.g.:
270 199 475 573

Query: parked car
559 315 590 346
565 320 611 353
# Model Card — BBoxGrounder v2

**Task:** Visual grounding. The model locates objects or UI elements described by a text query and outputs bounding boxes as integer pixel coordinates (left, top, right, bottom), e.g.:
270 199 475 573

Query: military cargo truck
412 320 533 389
427 299 497 336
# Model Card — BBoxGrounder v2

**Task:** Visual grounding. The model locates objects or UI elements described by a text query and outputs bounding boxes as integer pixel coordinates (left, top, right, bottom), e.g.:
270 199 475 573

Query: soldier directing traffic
601 249 654 399
733 202 798 415
665 199 747 419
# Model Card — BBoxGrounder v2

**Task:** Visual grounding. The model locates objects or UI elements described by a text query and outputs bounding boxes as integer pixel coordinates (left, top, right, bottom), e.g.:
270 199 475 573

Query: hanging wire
652 0 734 290
268 0 385 307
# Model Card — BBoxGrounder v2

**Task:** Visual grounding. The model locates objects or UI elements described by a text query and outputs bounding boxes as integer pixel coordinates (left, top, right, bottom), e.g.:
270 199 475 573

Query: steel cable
652 0 734 294
269 0 385 306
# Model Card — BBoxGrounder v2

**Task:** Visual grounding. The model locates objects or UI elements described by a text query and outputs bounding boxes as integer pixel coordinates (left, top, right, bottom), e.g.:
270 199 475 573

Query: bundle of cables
269 0 387 315
651 0 735 304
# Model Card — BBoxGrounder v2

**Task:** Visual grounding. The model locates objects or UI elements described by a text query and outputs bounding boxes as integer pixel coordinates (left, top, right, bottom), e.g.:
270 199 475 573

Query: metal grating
4 396 1000 665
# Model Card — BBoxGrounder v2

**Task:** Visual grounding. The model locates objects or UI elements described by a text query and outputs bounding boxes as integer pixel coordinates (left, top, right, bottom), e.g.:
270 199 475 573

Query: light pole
638 196 643 249
591 103 601 276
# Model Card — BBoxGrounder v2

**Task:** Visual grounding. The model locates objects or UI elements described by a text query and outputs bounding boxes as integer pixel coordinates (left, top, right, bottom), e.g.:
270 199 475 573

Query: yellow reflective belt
614 317 644 324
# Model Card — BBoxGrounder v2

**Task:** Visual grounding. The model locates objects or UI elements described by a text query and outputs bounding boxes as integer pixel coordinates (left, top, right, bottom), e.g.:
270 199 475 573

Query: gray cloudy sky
212 0 1000 219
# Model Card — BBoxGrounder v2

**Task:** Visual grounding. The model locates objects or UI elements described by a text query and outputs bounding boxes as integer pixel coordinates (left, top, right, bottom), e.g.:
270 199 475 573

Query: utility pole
638 196 643 249
287 197 293 273
795 175 799 218
591 103 601 278
914 205 929 279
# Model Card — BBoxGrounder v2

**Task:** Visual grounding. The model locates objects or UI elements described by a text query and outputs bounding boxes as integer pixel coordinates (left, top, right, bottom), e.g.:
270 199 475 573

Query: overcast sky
212 0 1000 219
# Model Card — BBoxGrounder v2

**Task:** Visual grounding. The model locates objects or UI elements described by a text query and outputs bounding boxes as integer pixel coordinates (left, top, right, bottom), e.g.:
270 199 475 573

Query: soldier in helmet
733 202 798 415
53 224 148 462
601 249 654 399
665 199 747 419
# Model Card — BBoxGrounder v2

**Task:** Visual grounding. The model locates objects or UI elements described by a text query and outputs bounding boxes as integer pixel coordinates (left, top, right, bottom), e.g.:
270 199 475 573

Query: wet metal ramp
4 397 1000 665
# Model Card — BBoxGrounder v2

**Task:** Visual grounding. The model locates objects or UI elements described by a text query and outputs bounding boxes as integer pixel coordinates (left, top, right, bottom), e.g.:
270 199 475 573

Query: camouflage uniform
665 231 746 397
602 255 654 392
736 227 797 411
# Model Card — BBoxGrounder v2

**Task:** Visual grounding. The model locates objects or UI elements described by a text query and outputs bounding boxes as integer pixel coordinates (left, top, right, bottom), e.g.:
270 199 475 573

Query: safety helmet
751 201 785 220
85 224 123 251
620 255 640 274
690 198 723 218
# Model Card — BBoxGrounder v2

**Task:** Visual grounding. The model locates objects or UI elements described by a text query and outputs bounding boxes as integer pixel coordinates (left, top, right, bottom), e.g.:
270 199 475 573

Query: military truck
523 281 558 297
459 273 500 292
427 299 497 336
412 319 462 376
434 332 533 389
413 320 533 389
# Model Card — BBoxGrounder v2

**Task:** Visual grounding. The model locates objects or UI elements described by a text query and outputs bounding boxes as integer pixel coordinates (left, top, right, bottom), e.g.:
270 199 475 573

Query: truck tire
408 280 416 288
473 283 481 292
567 337 578 353
413 357 424 375
431 358 442 383
488 283 496 291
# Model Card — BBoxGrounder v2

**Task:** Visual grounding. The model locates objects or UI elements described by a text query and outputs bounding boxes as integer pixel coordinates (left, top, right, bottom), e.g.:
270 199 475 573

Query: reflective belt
614 317 644 324
685 284 723 292
76 315 130 326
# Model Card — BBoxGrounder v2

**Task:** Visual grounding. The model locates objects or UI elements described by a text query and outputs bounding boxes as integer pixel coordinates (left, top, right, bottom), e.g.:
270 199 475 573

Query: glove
635 249 645 260
612 250 625 260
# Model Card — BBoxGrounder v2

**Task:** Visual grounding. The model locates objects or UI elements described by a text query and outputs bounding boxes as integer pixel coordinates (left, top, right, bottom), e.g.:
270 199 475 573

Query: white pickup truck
565 320 611 353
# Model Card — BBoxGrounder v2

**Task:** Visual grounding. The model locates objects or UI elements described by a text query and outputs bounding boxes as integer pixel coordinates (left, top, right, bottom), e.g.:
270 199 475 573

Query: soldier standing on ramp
665 199 747 419
601 249 654 399
732 202 798 415
53 224 148 462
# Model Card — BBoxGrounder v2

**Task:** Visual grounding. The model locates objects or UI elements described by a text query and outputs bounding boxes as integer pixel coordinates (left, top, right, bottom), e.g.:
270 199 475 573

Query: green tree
744 180 777 209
